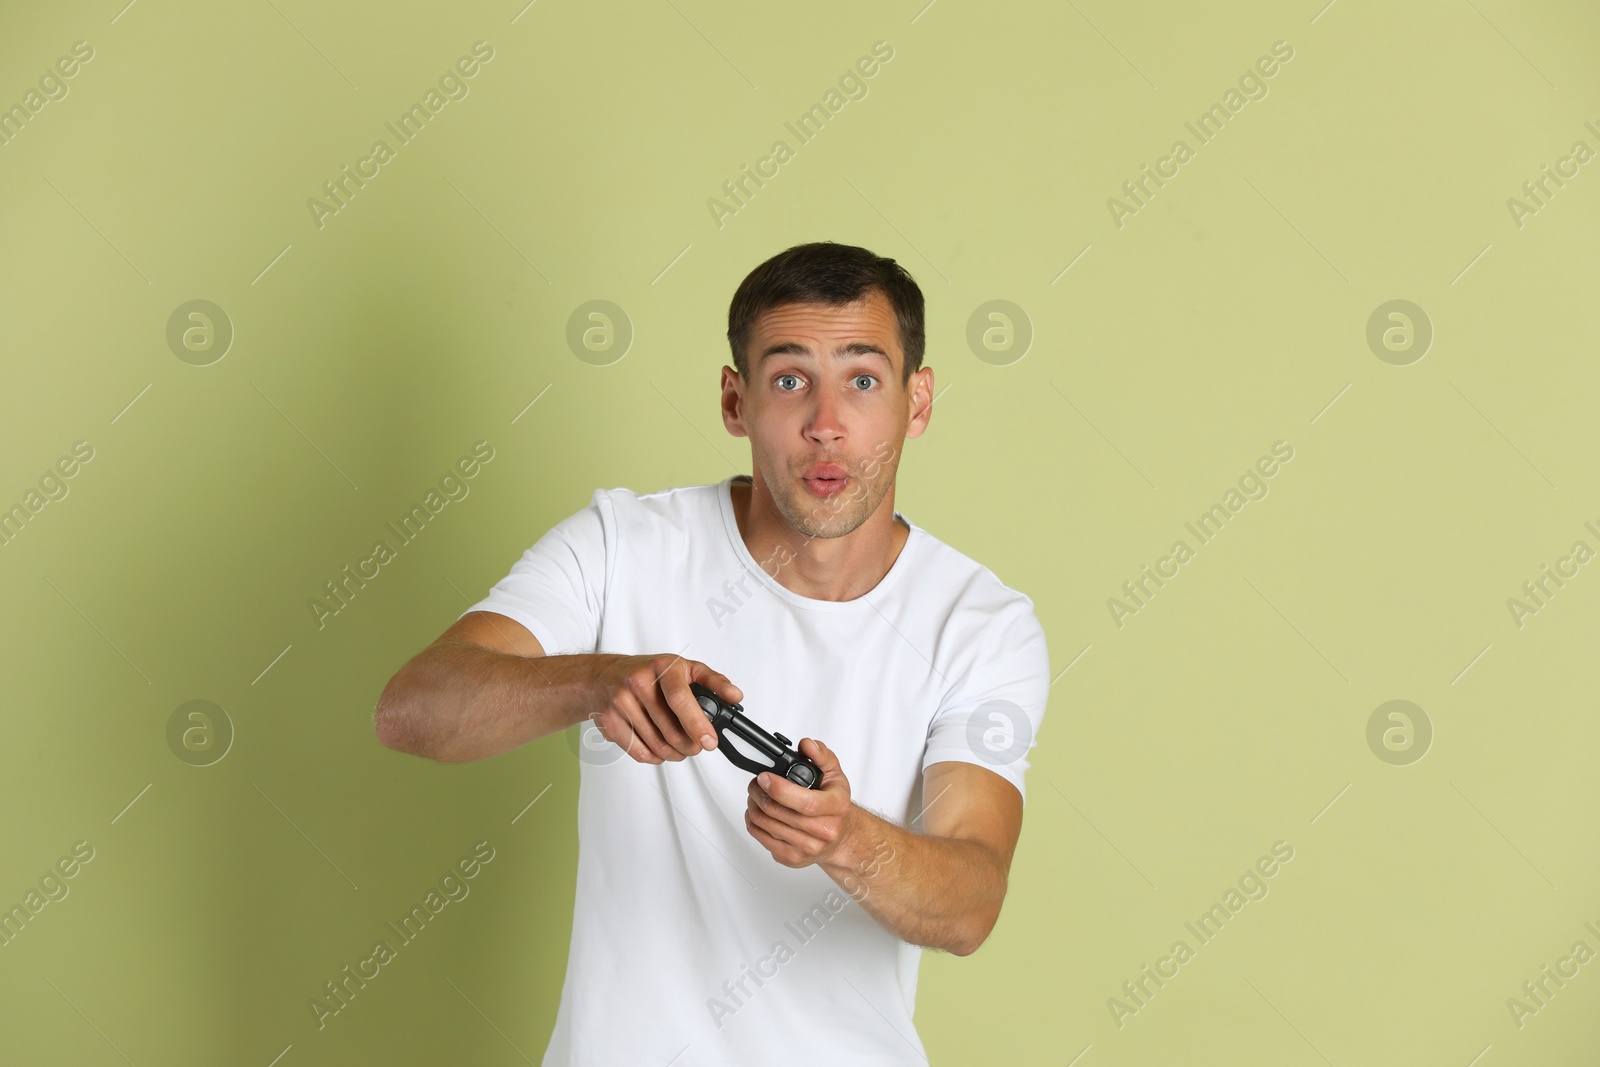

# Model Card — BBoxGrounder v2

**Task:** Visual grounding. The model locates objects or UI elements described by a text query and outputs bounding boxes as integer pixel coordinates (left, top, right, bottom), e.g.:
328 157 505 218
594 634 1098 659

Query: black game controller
690 682 822 790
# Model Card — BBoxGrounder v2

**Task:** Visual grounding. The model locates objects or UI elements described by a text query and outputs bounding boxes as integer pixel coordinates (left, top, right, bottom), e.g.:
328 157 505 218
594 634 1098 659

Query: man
374 241 1050 1065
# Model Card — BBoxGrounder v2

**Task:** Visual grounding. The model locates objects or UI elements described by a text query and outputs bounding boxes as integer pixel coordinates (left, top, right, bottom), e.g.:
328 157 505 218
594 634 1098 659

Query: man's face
721 289 932 540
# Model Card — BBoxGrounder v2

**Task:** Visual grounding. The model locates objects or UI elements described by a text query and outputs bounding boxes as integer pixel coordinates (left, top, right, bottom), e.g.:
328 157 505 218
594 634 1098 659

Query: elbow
948 926 989 958
948 853 1009 956
949 903 1004 957
374 688 467 763
374 681 432 758
373 694 410 753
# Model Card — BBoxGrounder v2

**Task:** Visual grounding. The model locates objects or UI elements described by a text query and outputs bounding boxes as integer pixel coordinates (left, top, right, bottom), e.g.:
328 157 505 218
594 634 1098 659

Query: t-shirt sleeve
921 599 1050 805
457 489 614 655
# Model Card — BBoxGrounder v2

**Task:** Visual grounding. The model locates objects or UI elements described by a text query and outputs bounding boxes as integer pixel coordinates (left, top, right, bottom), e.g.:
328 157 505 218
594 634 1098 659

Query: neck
730 473 909 602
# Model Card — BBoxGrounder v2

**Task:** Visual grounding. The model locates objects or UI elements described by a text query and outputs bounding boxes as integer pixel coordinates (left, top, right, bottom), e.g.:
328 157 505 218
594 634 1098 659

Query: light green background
2 0 1598 1063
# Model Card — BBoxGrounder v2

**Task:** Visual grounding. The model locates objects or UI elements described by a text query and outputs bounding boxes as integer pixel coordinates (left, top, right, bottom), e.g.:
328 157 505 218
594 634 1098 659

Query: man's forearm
817 804 1007 956
375 644 608 763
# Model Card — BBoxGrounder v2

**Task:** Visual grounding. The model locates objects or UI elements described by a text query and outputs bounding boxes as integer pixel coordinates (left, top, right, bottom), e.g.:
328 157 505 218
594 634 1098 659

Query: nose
804 385 845 446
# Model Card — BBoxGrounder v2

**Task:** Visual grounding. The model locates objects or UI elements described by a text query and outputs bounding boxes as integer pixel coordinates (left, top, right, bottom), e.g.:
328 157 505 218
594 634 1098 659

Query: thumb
802 738 841 778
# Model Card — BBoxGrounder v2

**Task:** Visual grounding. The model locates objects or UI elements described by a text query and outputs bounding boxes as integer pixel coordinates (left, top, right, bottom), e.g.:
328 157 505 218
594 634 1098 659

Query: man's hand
741 743 1023 955
586 654 742 765
744 738 857 868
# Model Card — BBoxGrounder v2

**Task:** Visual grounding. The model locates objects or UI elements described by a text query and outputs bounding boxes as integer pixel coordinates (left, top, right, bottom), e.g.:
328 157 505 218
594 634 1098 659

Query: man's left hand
744 738 856 869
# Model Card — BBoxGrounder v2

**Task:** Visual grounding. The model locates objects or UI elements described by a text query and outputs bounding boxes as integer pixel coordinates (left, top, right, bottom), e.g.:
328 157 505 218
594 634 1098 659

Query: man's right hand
584 654 743 765
374 610 745 766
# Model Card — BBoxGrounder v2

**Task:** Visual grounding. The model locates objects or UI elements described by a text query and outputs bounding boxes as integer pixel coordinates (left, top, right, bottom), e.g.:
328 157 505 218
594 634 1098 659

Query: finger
743 814 791 861
801 738 837 771
658 661 720 753
646 698 701 758
745 804 826 858
801 738 843 785
622 731 664 764
630 667 701 758
757 770 822 818
614 691 679 762
627 710 682 762
605 716 662 765
749 776 826 832
800 739 850 796
703 667 743 704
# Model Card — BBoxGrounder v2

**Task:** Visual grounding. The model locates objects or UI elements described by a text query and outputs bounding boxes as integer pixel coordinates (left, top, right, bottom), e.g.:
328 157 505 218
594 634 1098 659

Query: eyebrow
757 341 893 369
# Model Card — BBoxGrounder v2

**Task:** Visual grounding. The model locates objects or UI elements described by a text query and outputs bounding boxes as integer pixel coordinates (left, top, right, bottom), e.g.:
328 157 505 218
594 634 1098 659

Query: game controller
690 682 822 789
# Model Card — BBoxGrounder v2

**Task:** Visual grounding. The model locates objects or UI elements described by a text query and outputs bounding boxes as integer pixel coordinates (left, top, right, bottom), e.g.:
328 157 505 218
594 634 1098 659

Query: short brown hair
726 241 925 386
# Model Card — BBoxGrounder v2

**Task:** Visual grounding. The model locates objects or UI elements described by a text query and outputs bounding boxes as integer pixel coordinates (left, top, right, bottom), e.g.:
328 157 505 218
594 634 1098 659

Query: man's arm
821 761 1022 956
374 610 608 763
375 610 741 765
747 745 1024 957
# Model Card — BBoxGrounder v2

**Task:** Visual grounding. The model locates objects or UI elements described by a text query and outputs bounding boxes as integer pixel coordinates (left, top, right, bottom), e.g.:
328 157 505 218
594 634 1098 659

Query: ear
905 365 934 440
721 365 749 438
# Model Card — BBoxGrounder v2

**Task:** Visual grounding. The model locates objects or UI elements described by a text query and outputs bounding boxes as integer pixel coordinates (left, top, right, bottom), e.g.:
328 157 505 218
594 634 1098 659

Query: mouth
801 463 849 498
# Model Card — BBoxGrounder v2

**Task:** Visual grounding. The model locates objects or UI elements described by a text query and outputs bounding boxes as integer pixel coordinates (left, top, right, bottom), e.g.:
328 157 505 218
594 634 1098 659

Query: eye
852 374 877 390
775 373 803 392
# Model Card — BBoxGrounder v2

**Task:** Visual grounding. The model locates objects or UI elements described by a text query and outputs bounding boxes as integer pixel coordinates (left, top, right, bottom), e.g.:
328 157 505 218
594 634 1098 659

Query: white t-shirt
461 474 1050 1066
